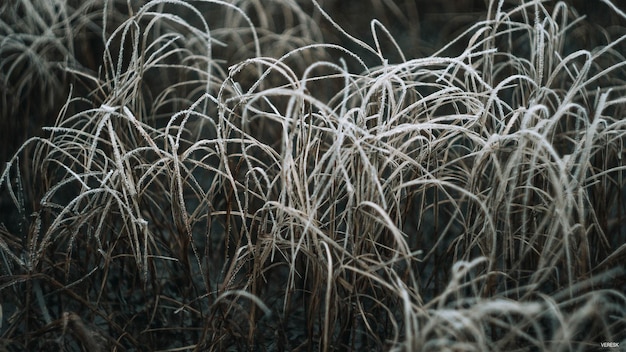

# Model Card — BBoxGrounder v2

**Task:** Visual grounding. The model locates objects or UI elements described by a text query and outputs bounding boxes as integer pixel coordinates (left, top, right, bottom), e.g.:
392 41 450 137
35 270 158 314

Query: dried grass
1 0 625 351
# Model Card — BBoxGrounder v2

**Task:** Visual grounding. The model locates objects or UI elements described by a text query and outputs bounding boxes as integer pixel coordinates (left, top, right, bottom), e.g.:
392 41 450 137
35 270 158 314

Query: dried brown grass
1 0 625 351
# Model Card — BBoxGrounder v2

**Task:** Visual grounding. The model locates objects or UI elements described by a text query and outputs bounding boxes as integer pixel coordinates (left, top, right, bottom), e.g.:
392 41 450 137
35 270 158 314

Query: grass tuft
1 0 625 350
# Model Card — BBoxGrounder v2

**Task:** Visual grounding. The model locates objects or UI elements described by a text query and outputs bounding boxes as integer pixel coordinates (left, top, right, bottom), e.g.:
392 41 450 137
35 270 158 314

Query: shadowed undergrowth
1 0 625 351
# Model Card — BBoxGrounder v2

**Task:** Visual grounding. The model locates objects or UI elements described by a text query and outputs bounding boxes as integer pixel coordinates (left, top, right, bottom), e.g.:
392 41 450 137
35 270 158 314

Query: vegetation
1 0 625 350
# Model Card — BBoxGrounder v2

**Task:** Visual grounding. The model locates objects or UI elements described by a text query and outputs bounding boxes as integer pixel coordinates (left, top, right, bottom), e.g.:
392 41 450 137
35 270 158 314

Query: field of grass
1 0 625 351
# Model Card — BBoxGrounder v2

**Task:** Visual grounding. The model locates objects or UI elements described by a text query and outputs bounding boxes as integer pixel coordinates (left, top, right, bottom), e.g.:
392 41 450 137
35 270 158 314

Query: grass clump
1 0 625 351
